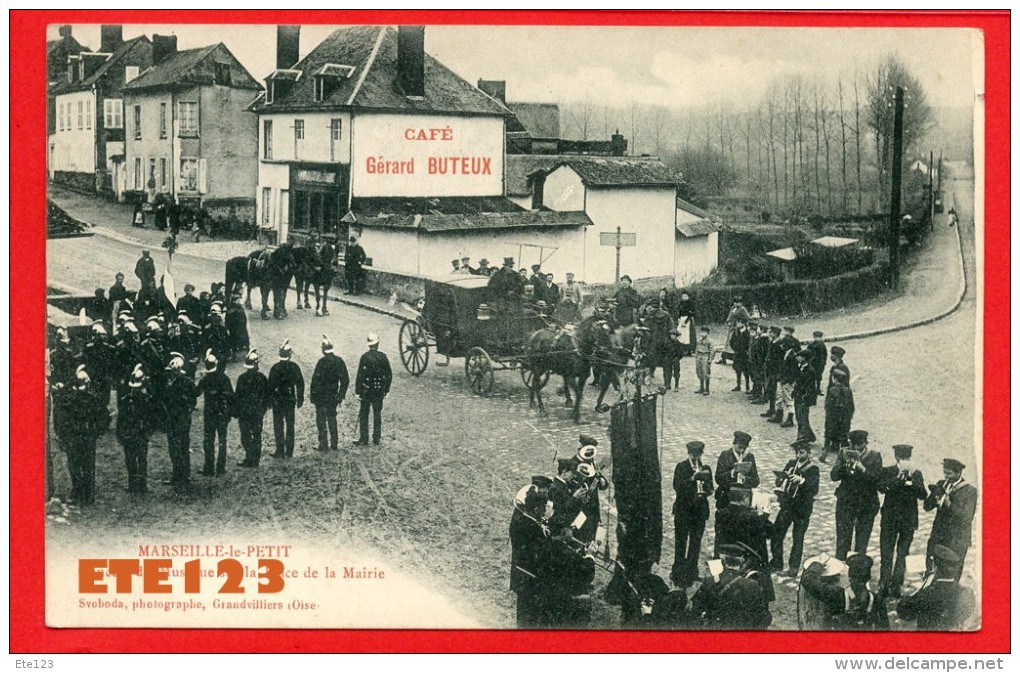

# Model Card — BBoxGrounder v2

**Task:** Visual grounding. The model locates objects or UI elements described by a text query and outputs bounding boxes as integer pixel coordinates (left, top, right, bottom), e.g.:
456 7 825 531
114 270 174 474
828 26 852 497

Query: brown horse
522 327 588 423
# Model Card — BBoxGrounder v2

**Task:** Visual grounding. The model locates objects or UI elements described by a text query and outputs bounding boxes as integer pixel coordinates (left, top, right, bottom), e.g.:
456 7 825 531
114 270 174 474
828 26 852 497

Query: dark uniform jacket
509 506 548 594
225 304 249 350
793 361 818 406
108 281 131 305
49 344 81 387
715 449 760 508
673 459 713 521
808 340 827 376
897 579 976 630
801 564 889 630
878 466 926 530
765 338 785 377
730 329 751 364
356 349 392 398
346 242 367 270
779 348 800 384
268 360 305 407
82 339 118 386
548 476 584 532
135 256 156 287
233 369 269 418
924 479 977 552
775 458 820 512
198 370 234 421
163 374 198 420
54 386 109 443
310 353 350 407
824 382 855 418
116 387 154 443
693 568 772 630
828 361 851 390
831 448 883 513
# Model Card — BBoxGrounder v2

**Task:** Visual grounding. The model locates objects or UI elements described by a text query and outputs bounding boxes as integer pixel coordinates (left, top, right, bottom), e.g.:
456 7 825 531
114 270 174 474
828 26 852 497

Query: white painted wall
351 113 504 198
50 91 97 174
674 231 719 287
359 225 586 280
542 168 585 212
258 111 353 165
256 162 290 236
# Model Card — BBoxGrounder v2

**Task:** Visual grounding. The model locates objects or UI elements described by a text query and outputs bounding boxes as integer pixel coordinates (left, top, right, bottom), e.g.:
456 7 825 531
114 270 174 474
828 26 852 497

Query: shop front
288 162 349 243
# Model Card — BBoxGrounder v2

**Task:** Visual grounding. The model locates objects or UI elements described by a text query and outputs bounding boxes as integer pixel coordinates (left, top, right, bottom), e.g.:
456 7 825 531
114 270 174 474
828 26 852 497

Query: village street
45 167 978 630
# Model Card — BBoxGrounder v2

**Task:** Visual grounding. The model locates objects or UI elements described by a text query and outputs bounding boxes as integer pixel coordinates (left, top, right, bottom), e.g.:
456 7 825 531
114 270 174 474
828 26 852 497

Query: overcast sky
49 22 981 110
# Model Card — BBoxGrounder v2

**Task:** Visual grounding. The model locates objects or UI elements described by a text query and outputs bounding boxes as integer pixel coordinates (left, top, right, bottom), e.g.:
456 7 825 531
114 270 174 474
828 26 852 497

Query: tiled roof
676 196 713 220
508 102 560 137
676 219 721 238
506 154 667 196
548 157 679 188
50 36 150 94
349 196 590 232
122 43 260 91
250 26 510 116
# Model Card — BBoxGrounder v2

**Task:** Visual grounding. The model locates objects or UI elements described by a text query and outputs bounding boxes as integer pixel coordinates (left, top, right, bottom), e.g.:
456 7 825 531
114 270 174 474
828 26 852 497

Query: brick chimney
58 25 72 39
100 25 123 53
611 129 627 157
276 25 300 70
397 26 425 97
477 79 506 103
152 34 178 64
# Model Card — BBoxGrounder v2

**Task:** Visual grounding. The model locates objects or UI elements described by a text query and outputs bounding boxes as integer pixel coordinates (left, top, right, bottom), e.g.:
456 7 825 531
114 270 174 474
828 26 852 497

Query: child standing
694 326 714 395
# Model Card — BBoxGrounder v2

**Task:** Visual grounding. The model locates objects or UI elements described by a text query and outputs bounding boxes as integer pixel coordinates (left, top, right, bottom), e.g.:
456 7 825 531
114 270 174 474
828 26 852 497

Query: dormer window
312 64 355 102
264 68 302 105
214 62 231 86
125 65 139 83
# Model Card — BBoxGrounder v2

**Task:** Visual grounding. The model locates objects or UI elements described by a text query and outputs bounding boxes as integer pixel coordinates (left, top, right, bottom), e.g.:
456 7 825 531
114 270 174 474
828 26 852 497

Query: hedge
685 260 891 323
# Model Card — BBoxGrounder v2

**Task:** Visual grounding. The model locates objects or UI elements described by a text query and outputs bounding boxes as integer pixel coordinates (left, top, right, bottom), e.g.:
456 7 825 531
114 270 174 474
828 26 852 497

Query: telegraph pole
889 87 904 289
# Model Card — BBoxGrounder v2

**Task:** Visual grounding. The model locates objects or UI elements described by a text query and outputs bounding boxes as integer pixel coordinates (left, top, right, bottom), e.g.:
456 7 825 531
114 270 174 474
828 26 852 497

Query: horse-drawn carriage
398 274 556 395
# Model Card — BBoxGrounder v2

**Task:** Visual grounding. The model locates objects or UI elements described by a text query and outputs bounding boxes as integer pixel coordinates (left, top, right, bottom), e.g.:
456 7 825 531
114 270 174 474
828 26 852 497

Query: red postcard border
10 9 1010 654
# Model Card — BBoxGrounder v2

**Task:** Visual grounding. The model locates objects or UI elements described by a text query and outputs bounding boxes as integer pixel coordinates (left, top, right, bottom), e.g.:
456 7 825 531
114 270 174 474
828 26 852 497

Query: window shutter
198 159 207 194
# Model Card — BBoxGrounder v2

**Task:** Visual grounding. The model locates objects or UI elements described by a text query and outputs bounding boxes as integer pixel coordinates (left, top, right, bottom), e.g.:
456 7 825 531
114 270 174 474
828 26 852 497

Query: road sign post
600 226 637 284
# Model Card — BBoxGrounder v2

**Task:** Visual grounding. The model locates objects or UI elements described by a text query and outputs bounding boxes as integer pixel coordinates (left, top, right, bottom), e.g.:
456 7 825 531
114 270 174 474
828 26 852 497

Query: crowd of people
510 429 977 631
47 253 392 503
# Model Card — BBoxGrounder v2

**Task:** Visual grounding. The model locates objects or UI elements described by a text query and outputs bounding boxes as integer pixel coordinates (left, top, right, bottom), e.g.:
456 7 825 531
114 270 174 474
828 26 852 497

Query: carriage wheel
520 364 550 391
465 347 494 395
399 320 430 376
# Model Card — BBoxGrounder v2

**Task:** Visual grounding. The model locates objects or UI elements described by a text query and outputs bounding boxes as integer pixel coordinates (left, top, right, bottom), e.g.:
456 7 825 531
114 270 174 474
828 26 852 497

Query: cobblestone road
44 172 979 630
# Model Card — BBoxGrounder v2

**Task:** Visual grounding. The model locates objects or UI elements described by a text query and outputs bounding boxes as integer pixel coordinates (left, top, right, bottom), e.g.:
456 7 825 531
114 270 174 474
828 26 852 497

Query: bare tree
853 71 864 213
838 76 850 213
567 97 595 141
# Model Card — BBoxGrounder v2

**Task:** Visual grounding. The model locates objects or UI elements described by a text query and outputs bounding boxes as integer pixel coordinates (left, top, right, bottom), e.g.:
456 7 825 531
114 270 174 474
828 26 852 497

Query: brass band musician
923 458 977 581
770 439 820 577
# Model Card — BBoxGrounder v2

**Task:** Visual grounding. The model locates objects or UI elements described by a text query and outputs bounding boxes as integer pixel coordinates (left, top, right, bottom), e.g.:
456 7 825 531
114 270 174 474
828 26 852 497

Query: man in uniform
694 326 714 395
828 345 850 391
135 249 156 289
877 444 926 597
770 440 820 576
760 325 784 419
82 322 118 405
822 369 855 462
714 431 761 556
719 296 751 365
108 272 131 320
808 330 828 395
197 349 234 476
747 322 769 401
831 429 883 560
897 544 976 630
163 352 198 487
775 333 800 427
691 544 772 629
52 365 109 504
310 335 350 452
116 364 154 493
923 458 977 580
354 332 392 446
49 326 80 388
268 340 305 459
509 476 554 627
671 441 713 588
234 349 270 468
792 346 819 443
203 302 231 366
801 553 889 630
729 319 751 392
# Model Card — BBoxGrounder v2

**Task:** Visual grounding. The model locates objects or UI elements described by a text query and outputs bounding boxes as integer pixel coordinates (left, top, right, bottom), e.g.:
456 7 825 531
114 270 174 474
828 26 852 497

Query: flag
610 394 663 568
162 270 177 309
